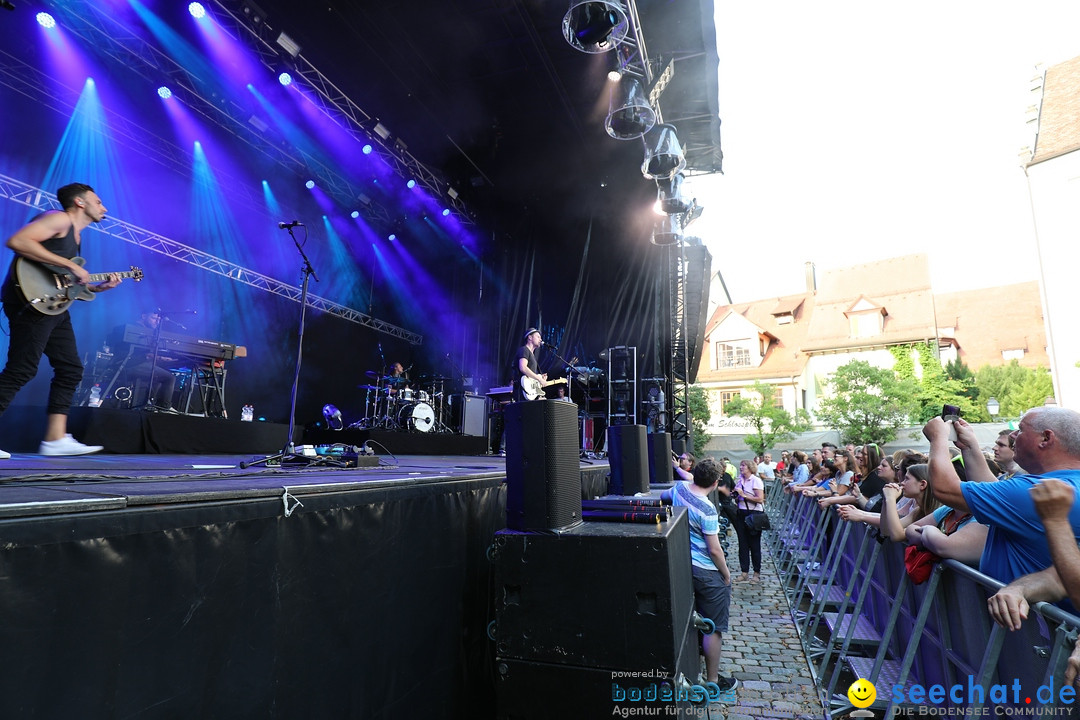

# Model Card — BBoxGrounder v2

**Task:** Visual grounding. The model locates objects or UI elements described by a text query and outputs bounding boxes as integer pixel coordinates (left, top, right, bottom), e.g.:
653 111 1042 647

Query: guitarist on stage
0 183 122 457
514 327 549 402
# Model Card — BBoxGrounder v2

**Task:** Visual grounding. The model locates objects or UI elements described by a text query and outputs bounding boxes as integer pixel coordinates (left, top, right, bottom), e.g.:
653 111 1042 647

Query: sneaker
715 676 739 694
39 434 103 456
0 448 9 459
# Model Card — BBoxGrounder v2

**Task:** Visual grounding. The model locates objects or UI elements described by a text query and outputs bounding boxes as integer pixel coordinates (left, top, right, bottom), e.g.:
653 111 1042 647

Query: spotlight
650 214 681 246
278 72 292 87
362 144 373 155
373 122 391 140
275 32 302 58
36 12 56 28
305 180 315 189
605 75 655 140
406 179 416 189
441 208 451 217
657 173 691 215
607 69 622 83
562 1 628 54
641 124 685 180
388 234 397 241
157 86 173 100
188 3 206 19
322 404 343 431
351 210 360 219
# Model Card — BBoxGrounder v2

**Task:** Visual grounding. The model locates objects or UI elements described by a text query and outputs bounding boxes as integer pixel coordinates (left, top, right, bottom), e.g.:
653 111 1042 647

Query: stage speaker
607 424 649 495
492 509 694 672
504 400 582 531
451 393 488 437
495 623 700 719
647 432 673 485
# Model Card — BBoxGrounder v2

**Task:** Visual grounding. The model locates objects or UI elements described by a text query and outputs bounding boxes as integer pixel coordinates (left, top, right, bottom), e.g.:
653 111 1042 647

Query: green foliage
890 343 982 423
686 384 711 452
816 359 919 445
945 358 979 403
723 380 811 456
974 361 1055 419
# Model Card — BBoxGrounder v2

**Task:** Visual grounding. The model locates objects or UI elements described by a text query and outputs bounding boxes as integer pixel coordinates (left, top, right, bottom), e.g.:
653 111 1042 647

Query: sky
685 0 1080 304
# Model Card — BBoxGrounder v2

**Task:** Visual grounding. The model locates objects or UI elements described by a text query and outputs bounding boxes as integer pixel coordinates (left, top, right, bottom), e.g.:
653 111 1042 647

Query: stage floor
0 453 612 521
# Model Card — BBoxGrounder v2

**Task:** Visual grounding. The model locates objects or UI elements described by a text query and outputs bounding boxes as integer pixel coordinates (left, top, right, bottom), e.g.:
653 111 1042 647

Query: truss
45 0 395 228
206 0 474 225
0 174 422 345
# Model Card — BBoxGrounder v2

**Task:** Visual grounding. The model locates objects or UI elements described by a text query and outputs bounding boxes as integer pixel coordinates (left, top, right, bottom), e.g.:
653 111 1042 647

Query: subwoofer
607 424 649 495
504 400 581 531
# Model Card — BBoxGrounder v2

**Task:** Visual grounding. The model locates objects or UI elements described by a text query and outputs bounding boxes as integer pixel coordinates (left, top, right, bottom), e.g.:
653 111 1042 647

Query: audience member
993 429 1025 479
733 459 766 582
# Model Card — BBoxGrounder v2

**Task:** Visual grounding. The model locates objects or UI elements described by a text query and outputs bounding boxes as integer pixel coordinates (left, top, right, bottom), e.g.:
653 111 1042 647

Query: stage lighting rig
562 1 628 54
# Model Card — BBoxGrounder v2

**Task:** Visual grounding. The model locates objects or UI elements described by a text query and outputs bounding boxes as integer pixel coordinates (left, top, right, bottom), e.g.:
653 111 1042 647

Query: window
1002 348 1025 361
771 386 784 410
716 342 752 368
720 390 741 415
850 312 883 338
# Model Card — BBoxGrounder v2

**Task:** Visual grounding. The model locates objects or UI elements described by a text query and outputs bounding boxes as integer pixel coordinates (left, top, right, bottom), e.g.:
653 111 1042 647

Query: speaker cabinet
451 393 488 437
504 400 582 531
492 509 694 672
607 424 649 495
647 432 673 485
495 623 699 719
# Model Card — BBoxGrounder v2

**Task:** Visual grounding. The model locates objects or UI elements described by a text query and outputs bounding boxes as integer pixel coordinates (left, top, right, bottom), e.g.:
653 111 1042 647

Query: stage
0 449 612 719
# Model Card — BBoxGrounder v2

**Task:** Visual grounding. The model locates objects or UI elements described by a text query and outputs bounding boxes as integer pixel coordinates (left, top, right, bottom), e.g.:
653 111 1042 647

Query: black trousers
0 302 83 416
735 508 763 574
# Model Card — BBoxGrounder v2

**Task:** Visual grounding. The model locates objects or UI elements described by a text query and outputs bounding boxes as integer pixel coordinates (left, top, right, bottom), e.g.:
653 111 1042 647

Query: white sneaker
39 434 103 456
0 448 9 459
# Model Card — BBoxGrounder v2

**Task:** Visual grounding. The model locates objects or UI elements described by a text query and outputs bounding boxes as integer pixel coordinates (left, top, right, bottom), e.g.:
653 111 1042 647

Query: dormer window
717 342 752 368
845 297 887 339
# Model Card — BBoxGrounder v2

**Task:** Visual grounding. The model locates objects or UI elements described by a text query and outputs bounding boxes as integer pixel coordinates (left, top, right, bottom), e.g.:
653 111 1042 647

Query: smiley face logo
847 679 876 708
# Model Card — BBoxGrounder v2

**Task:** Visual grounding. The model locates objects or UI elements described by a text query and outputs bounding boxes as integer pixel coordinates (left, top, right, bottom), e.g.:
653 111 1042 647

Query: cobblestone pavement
712 541 826 720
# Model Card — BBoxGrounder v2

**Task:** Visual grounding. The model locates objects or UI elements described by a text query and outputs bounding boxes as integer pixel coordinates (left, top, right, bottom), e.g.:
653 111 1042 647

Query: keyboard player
109 310 177 410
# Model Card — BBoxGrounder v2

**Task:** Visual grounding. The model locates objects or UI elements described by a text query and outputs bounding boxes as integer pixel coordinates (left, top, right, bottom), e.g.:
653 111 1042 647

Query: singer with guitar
0 183 123 457
514 327 568 402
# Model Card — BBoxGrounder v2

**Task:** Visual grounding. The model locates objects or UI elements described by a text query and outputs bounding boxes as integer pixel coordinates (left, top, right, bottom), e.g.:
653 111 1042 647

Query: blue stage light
406 179 416 189
305 180 315 189
188 3 206 19
441 208 451 217
157 86 172 99
362 144 373 155
388 234 396 242
278 72 292 87
36 13 56 28
351 211 360 219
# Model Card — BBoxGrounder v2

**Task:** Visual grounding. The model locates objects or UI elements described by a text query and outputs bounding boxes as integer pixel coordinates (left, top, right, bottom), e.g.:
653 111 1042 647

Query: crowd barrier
766 486 1080 716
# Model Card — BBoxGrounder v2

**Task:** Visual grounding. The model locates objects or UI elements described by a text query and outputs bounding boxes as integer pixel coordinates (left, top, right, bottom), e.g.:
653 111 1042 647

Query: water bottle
88 384 102 408
241 404 254 422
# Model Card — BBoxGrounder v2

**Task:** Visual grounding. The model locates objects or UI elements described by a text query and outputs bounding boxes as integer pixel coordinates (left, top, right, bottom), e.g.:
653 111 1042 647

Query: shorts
691 564 731 633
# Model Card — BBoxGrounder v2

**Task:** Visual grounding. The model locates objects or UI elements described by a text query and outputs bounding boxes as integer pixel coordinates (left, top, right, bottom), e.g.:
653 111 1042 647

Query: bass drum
397 401 435 432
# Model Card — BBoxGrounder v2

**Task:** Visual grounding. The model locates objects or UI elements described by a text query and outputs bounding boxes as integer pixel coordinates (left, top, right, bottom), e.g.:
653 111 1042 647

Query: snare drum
417 390 430 403
400 388 415 402
398 402 434 432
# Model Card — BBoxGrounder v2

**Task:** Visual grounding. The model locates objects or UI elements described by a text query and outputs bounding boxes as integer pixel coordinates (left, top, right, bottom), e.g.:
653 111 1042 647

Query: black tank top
1 213 78 304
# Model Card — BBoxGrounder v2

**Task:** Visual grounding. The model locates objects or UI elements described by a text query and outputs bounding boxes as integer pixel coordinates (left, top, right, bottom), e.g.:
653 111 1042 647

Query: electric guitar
15 257 143 315
520 376 568 401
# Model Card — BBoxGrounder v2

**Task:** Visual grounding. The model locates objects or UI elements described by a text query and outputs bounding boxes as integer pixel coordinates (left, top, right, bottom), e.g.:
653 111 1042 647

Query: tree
945 358 979 403
890 344 982 423
687 384 711 452
816 359 919 445
723 381 811 456
974 361 1055 419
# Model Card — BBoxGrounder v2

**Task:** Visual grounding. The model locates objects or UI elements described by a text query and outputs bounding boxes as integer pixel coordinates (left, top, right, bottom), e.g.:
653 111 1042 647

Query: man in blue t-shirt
663 457 739 696
925 407 1080 596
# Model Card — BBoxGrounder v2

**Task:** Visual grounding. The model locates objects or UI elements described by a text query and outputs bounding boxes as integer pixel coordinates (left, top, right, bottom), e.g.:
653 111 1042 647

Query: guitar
16 257 143 315
520 376 567 401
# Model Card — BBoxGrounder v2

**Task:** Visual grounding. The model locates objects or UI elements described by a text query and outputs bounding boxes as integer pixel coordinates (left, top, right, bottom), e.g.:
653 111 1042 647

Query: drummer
386 362 410 398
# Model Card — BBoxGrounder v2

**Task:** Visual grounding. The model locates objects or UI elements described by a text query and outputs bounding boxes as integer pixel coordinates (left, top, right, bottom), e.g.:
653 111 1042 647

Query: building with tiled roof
698 254 1050 434
1025 53 1080 408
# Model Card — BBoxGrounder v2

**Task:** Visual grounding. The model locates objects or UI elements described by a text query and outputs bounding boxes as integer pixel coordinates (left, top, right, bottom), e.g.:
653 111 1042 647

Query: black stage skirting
0 457 614 719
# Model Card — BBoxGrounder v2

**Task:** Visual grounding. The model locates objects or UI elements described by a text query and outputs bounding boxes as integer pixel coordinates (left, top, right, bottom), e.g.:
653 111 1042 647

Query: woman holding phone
733 459 766 582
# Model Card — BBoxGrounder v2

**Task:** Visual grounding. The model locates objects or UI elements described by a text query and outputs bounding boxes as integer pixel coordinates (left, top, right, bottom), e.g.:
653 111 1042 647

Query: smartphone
942 404 960 442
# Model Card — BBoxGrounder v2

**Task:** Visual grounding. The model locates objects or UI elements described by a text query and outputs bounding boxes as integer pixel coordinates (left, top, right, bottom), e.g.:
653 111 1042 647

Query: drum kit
350 370 453 432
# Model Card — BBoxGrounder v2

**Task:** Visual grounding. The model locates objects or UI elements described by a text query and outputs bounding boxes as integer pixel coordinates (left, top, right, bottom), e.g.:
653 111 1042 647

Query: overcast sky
686 1 1080 304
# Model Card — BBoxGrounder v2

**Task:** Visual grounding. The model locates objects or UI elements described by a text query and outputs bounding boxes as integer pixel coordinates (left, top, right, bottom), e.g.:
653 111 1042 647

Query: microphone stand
242 226 319 468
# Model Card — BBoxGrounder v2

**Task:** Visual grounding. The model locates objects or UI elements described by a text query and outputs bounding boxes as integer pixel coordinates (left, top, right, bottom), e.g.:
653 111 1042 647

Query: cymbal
365 370 381 379
422 375 451 381
384 376 407 385
357 384 379 390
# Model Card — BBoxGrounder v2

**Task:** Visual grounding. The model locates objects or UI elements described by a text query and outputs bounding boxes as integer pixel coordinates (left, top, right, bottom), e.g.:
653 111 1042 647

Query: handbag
744 511 771 533
903 510 972 584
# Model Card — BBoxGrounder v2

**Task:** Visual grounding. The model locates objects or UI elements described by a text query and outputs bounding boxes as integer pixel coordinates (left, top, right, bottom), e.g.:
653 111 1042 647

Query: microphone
277 220 303 229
